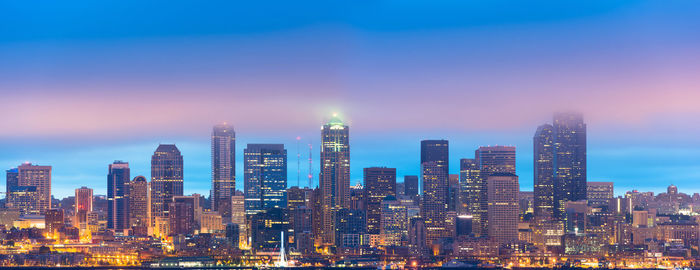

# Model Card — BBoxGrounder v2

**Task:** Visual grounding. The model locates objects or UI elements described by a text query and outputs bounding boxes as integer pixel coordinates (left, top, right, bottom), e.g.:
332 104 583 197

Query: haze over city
3 1 700 198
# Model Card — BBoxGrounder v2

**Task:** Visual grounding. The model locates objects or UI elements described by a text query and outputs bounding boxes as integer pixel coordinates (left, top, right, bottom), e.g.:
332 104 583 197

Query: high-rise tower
212 123 236 212
552 112 587 219
363 167 396 235
151 144 184 225
16 163 51 214
244 144 288 214
319 115 350 246
420 140 449 245
108 161 130 230
473 146 516 236
533 124 555 220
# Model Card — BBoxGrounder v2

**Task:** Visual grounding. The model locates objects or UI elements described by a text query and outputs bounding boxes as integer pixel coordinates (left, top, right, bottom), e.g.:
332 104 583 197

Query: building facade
244 144 287 214
211 123 236 212
107 161 130 230
319 115 350 246
151 144 184 225
364 167 396 235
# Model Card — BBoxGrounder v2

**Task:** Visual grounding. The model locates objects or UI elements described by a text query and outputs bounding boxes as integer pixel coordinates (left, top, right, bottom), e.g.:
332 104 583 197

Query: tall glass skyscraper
534 124 555 220
420 140 449 245
319 115 350 246
150 144 184 225
211 123 236 212
243 144 288 215
552 112 587 219
108 161 130 230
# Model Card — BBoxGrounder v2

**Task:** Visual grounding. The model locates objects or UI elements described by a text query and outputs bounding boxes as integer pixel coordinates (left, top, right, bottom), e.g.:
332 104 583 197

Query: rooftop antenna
308 141 313 188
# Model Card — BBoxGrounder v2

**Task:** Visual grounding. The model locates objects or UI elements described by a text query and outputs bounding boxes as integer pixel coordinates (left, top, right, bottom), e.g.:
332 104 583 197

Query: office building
151 144 184 225
553 112 587 219
487 173 519 245
17 163 51 214
169 196 196 235
587 182 614 207
319 115 350 246
211 123 236 212
534 124 555 220
364 167 396 234
244 144 287 214
129 176 149 231
404 175 419 196
107 161 130 230
5 168 18 197
380 196 407 246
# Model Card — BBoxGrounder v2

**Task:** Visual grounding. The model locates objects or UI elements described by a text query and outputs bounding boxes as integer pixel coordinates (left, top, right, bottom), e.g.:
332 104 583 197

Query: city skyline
4 1 700 267
0 113 695 199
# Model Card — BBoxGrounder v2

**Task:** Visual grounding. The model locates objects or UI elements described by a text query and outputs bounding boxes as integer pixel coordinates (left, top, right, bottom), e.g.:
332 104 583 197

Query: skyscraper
211 123 236 212
460 158 483 233
75 186 93 231
319 115 350 246
420 140 449 245
363 167 397 235
553 112 587 219
380 195 408 247
534 124 555 220
476 146 516 175
129 176 149 232
487 173 519 245
473 146 516 236
5 168 18 197
404 175 419 197
244 144 288 214
151 144 184 225
108 161 130 230
16 163 51 214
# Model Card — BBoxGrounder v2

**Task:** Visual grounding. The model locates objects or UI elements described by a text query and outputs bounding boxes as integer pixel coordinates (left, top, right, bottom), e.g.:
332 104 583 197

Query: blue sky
2 1 700 198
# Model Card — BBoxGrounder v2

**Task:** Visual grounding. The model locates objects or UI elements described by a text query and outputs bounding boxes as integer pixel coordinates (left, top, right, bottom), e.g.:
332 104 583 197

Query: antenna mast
296 136 301 187
308 142 313 188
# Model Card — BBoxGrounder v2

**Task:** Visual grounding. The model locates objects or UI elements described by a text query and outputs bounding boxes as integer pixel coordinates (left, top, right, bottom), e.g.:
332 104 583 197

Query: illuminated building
420 140 449 245
108 160 130 231
335 208 366 247
448 174 459 212
74 186 93 230
553 112 587 219
44 208 64 235
128 176 149 234
5 168 18 198
7 186 38 215
244 144 287 214
532 219 565 252
534 124 555 220
319 115 350 247
231 194 247 248
200 211 224 233
564 200 588 233
364 167 396 235
487 173 519 245
587 181 614 207
211 123 236 213
250 207 289 252
475 146 516 236
380 195 407 246
563 233 603 255
151 144 184 225
17 162 52 214
460 158 482 233
169 196 196 235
